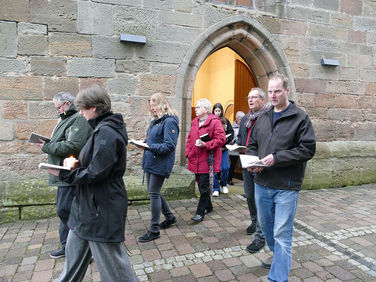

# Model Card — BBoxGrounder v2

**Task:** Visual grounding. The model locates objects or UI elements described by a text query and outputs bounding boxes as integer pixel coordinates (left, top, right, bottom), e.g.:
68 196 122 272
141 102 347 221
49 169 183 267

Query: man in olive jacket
37 92 92 259
247 74 316 282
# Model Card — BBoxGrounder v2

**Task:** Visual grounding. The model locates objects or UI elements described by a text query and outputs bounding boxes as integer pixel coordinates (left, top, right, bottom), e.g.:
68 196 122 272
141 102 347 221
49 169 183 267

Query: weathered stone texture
340 0 362 16
313 0 339 11
326 81 366 95
116 60 150 73
49 33 92 57
18 35 48 56
0 0 29 22
44 77 80 100
348 30 365 44
18 23 47 35
93 36 134 59
279 19 307 35
258 16 281 34
0 141 23 154
107 74 138 97
2 101 27 119
157 25 201 44
0 21 17 58
295 78 326 94
354 17 376 33
92 0 141 5
15 120 54 140
28 102 56 119
366 83 376 96
309 65 339 80
135 41 189 64
79 78 107 91
30 57 66 76
174 0 192 12
285 6 330 24
77 1 113 36
0 120 14 141
159 10 202 28
144 0 173 9
0 58 28 74
67 58 115 78
0 77 42 100
138 74 175 96
30 0 77 32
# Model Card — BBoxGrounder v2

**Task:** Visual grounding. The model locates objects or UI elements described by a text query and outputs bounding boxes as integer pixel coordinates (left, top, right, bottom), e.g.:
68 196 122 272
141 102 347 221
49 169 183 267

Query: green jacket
42 104 92 186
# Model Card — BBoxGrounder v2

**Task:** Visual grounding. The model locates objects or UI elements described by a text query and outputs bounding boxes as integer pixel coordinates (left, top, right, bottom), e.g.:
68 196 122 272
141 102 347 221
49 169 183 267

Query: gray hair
248 87 266 99
235 111 245 119
196 98 212 114
53 92 75 104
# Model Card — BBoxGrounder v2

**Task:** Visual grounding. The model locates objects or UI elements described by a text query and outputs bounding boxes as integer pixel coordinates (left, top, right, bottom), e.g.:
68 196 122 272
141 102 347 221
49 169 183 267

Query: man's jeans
255 183 299 282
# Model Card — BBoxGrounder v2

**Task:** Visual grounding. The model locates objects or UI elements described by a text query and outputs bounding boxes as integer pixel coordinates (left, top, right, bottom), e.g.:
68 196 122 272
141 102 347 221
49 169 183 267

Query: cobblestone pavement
1 184 376 281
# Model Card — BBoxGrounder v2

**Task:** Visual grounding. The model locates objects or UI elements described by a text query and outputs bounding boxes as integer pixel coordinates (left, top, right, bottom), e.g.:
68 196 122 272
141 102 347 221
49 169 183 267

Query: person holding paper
247 74 316 281
211 103 234 196
228 111 245 185
185 98 226 222
138 93 179 243
48 85 138 282
236 87 268 253
34 92 92 259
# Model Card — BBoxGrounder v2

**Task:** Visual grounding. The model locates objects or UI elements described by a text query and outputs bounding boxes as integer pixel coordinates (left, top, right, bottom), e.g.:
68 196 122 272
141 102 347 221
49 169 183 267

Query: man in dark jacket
36 92 92 259
247 73 316 282
236 88 268 253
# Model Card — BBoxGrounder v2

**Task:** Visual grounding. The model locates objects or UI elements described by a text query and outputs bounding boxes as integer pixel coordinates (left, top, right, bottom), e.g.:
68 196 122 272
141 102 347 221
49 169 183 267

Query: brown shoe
261 256 273 269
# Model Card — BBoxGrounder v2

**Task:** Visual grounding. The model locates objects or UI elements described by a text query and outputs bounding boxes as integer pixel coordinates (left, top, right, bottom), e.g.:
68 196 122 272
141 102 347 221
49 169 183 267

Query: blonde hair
148 93 178 118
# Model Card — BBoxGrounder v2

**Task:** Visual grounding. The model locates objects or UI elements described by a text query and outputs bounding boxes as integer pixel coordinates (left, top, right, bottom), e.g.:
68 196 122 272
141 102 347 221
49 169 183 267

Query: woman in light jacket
138 93 180 243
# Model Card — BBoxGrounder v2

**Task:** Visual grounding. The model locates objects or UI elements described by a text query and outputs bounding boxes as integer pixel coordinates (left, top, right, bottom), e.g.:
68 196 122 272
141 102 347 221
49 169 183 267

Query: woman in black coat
48 85 138 282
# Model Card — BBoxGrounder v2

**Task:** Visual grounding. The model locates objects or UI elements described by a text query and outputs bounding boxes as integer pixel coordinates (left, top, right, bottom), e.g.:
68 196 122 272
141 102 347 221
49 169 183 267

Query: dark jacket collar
88 111 113 128
59 103 77 120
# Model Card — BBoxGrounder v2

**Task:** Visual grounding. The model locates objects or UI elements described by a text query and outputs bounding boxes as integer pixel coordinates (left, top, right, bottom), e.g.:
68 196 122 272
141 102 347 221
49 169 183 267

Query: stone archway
175 14 294 164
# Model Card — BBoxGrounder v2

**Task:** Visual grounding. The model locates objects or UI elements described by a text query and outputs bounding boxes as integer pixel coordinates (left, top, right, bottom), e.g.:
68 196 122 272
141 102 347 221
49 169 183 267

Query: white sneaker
213 191 219 197
222 186 229 194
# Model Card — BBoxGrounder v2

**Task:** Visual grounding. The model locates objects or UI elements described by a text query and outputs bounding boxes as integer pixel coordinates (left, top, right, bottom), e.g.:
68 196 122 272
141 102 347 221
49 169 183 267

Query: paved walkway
1 183 376 281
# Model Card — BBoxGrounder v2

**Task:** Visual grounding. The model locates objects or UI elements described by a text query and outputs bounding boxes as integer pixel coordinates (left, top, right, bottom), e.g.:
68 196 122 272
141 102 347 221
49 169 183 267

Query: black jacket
247 101 316 190
60 111 128 243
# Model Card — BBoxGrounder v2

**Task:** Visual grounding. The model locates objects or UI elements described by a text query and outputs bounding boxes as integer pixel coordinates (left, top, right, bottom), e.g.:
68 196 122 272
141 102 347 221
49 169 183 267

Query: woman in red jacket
185 98 226 222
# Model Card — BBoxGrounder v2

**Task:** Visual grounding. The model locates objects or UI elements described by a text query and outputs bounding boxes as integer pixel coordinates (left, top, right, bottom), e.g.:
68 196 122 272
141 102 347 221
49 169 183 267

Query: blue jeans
213 150 230 192
255 183 299 282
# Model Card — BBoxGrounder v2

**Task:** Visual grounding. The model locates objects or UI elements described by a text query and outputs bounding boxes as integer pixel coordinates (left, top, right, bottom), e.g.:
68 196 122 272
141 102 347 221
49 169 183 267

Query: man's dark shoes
50 248 65 259
138 231 160 243
160 217 176 229
246 223 256 235
261 256 273 269
205 207 213 214
246 239 265 253
191 214 204 222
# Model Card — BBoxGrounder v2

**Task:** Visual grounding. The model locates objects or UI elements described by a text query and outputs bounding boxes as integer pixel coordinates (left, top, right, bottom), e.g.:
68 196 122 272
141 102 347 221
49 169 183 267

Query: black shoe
138 231 160 243
246 239 265 253
160 217 176 229
261 256 273 269
228 180 234 185
191 214 204 222
205 207 213 214
50 248 65 259
246 223 256 235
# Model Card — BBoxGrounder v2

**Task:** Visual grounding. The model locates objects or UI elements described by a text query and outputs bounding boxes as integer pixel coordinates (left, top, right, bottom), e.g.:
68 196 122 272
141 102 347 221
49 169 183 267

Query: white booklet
226 144 246 151
38 163 71 170
239 154 266 168
129 139 149 149
28 132 51 144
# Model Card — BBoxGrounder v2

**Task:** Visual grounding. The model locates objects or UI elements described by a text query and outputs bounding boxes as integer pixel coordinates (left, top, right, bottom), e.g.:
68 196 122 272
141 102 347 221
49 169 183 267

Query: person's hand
195 139 206 148
34 139 45 149
247 167 264 173
135 145 146 150
261 154 275 167
47 168 60 176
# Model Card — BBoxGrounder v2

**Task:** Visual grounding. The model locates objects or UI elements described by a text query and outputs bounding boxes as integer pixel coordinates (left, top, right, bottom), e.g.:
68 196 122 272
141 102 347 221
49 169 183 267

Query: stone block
116 60 150 73
18 35 47 56
0 141 23 155
15 120 42 140
310 65 339 80
144 0 173 9
339 67 360 81
279 19 307 35
67 58 115 78
330 13 353 28
360 69 376 83
348 30 365 44
312 119 335 141
313 0 339 11
18 23 47 35
300 50 346 66
0 120 14 141
311 161 332 188
174 0 192 12
326 81 365 95
77 1 113 36
0 0 29 22
114 6 158 39
106 74 138 97
0 76 42 100
30 0 77 32
335 122 355 140
28 102 57 119
93 36 133 59
79 78 107 91
138 74 175 96
150 62 179 75
157 25 201 44
0 58 28 74
202 4 235 28
366 83 376 96
354 123 376 140
135 41 189 64
2 101 27 119
0 21 17 58
354 17 376 32
328 108 363 122
159 10 202 28
91 0 141 5
258 16 281 34
334 94 359 109
308 23 347 41
348 54 373 68
30 57 66 76
313 93 336 108
295 78 326 94
314 142 331 158
363 1 376 17
290 0 313 6
49 33 92 57
44 77 79 100
285 5 330 24
340 0 362 16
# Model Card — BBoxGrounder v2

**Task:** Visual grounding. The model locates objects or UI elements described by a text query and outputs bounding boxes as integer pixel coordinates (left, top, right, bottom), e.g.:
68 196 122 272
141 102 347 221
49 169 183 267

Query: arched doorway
175 15 294 165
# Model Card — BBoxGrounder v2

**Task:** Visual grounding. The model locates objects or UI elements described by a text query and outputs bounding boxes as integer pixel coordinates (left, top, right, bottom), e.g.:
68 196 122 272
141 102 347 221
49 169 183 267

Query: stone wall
0 0 375 188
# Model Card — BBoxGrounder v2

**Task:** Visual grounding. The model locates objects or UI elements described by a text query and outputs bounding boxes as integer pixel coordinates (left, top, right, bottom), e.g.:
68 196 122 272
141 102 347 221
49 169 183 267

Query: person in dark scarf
236 87 268 254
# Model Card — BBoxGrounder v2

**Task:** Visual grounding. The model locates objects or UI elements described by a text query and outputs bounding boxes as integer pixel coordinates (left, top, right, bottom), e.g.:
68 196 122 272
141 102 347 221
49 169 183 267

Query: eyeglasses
248 95 261 100
56 101 67 111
